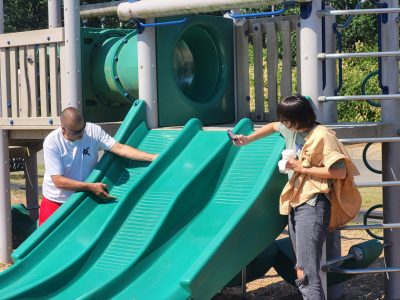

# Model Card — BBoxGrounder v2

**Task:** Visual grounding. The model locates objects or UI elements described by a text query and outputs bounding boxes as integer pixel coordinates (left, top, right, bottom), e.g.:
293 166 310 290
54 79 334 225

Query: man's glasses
64 122 86 135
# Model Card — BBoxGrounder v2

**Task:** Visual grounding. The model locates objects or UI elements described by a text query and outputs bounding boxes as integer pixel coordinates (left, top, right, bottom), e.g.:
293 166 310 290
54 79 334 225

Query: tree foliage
4 0 48 32
328 0 378 51
3 0 127 32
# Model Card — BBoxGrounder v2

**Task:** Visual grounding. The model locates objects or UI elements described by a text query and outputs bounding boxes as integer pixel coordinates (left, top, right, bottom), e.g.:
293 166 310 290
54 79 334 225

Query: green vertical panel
81 28 136 123
156 15 235 126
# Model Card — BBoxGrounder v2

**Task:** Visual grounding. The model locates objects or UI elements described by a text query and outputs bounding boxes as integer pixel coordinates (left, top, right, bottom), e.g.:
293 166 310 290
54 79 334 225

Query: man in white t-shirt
39 107 157 225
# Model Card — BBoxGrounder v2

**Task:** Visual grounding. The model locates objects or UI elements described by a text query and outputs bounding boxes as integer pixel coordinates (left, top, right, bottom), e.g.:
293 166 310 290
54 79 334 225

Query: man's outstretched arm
110 142 158 161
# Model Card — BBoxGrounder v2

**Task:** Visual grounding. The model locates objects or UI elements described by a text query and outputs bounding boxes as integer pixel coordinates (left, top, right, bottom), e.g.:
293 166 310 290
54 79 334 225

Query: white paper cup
278 159 289 174
282 149 296 160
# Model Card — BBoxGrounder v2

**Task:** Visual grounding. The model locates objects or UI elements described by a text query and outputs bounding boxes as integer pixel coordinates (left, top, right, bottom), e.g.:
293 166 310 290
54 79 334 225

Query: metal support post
0 0 3 118
300 0 323 122
323 8 342 299
137 22 158 129
0 130 12 263
0 1 11 264
25 150 39 221
300 1 327 297
381 1 400 299
322 6 338 123
63 0 82 111
48 0 62 28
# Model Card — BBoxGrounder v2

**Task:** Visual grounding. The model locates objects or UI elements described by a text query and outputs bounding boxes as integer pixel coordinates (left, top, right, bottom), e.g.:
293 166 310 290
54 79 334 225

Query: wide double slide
0 100 287 299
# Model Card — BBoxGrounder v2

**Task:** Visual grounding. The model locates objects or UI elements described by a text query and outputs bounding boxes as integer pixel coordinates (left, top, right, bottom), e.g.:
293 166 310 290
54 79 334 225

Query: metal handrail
357 181 400 188
138 17 188 28
318 51 400 59
324 253 355 267
80 1 122 19
227 1 294 19
319 94 400 101
325 266 400 274
339 137 400 144
318 8 400 16
339 223 400 230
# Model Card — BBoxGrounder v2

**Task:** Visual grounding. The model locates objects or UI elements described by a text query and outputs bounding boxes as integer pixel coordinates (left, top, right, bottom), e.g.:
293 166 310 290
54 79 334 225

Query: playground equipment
0 0 400 298
0 100 287 298
81 15 235 125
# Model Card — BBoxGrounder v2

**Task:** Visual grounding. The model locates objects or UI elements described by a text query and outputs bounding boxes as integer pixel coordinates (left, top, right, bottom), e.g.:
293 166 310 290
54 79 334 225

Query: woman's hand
286 158 304 173
233 135 250 146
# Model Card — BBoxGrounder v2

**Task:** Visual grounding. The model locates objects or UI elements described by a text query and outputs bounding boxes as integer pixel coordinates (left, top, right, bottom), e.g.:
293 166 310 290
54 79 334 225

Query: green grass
359 187 382 211
10 165 44 205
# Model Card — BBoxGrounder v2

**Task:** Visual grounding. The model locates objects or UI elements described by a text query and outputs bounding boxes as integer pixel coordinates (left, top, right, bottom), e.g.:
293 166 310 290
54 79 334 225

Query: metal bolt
9 120 13 125
246 96 251 101
49 119 53 125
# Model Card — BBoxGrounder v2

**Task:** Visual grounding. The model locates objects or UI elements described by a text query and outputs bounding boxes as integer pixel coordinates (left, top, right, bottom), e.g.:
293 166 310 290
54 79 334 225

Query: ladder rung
340 223 400 230
318 51 400 59
357 181 400 188
319 94 400 101
340 137 400 144
318 8 400 17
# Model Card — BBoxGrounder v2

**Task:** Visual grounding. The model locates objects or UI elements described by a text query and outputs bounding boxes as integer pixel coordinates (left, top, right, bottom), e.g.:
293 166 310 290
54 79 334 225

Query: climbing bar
80 1 124 19
318 8 400 16
318 51 400 59
325 266 400 274
340 223 400 230
318 94 400 101
138 17 188 28
227 2 293 19
339 137 400 144
357 181 400 188
323 253 355 267
117 0 311 20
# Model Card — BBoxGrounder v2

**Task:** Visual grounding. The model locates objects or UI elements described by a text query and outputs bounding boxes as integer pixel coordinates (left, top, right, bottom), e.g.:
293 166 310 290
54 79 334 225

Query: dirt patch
345 143 381 160
215 230 385 299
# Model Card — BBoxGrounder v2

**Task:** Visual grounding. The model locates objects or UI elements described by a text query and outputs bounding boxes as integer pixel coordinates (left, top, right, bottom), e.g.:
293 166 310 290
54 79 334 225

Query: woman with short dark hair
232 95 361 300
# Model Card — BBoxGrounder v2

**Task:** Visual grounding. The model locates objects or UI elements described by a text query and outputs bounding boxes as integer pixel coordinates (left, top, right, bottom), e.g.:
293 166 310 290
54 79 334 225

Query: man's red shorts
39 197 62 226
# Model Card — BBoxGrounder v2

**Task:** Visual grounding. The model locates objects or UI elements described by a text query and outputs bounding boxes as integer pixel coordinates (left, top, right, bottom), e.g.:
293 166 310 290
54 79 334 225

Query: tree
4 0 48 32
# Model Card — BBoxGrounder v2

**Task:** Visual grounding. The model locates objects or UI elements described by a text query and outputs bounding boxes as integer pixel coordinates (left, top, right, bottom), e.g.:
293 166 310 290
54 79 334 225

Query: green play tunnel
81 15 235 126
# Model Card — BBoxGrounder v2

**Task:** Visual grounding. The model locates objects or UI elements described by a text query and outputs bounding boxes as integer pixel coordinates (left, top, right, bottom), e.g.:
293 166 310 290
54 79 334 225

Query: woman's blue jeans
288 194 331 300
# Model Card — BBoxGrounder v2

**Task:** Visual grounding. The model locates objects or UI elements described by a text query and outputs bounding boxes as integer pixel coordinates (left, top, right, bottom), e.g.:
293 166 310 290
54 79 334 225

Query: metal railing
318 51 400 59
319 94 400 101
319 8 400 16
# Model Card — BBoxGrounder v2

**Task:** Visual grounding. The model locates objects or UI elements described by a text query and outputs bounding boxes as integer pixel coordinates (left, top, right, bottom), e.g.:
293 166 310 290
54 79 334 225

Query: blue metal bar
332 0 365 95
377 12 389 94
361 70 382 107
138 17 188 28
227 3 293 19
336 1 365 30
333 23 343 95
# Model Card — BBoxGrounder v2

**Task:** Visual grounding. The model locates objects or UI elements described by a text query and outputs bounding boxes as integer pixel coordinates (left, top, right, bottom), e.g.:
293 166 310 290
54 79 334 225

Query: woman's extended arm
234 122 280 146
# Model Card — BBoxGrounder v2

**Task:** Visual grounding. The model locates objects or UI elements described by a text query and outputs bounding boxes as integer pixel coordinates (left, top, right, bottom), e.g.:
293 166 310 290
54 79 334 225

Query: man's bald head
60 107 85 130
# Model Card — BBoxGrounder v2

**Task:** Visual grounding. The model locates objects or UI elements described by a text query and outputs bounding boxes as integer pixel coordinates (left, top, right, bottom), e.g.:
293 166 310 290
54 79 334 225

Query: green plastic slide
0 100 287 299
